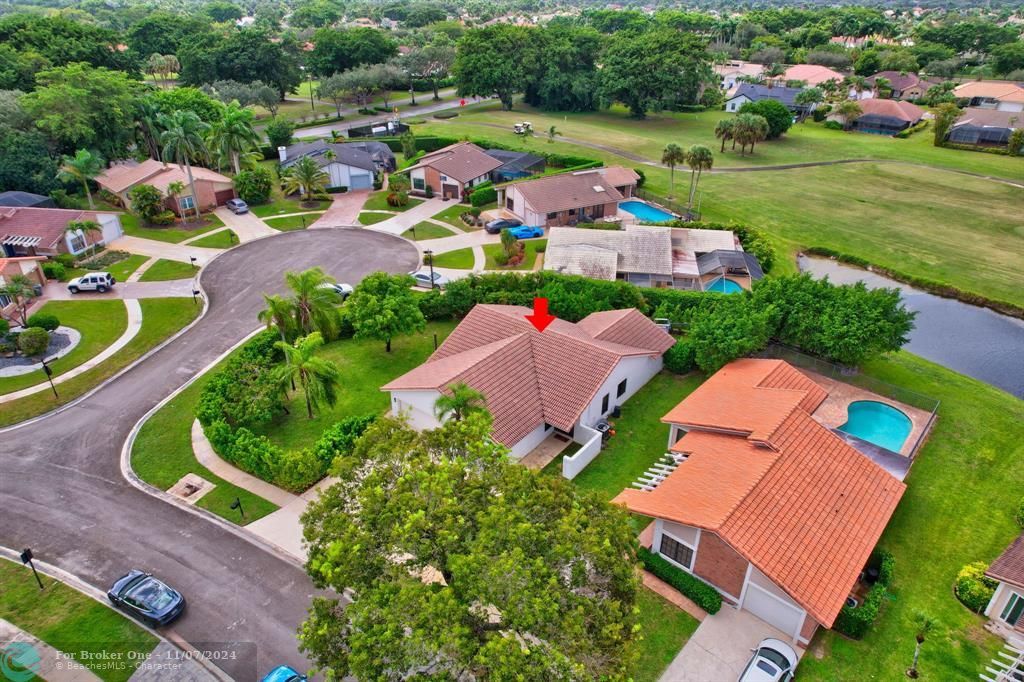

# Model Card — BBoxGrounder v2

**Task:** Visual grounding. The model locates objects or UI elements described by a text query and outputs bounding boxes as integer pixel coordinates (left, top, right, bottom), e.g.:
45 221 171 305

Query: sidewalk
108 236 222 265
191 419 297 507
0 299 143 404
0 618 101 681
204 207 276 243
366 198 452 236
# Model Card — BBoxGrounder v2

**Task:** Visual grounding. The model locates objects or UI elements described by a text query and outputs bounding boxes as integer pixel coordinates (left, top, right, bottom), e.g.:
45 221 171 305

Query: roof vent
593 185 605 192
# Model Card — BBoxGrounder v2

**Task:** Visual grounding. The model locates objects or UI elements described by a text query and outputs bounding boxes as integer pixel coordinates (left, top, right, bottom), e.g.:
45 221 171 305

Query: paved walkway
206 208 276 243
0 299 142 403
41 280 195 301
190 419 297 507
361 197 449 235
108 235 222 265
310 190 371 228
126 258 157 282
0 618 101 681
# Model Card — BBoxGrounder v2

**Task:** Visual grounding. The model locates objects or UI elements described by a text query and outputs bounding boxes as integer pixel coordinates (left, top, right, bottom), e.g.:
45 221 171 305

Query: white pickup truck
67 271 115 294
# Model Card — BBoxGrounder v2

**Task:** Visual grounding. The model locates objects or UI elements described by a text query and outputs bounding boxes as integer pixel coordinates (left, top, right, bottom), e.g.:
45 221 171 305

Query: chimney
278 146 287 163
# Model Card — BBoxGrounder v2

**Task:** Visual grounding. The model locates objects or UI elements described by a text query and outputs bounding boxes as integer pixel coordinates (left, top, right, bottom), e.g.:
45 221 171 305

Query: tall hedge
638 547 722 614
833 549 895 639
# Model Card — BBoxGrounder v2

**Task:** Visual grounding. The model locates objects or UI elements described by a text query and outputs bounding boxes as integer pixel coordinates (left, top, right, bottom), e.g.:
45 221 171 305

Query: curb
0 547 231 682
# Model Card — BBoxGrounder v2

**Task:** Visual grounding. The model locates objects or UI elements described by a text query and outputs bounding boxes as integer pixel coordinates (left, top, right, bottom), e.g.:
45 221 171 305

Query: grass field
188 229 236 248
0 298 201 428
482 239 546 270
65 254 149 282
363 191 424 212
131 352 279 525
138 259 196 282
265 212 324 231
250 198 330 218
251 321 457 451
402 221 457 240
633 588 700 682
119 212 224 244
430 203 472 231
358 211 394 225
0 557 158 682
430 247 474 269
0 300 128 395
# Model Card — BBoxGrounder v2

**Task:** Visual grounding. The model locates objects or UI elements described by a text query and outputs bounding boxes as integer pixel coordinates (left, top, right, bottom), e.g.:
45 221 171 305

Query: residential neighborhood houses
96 159 236 216
1 206 123 257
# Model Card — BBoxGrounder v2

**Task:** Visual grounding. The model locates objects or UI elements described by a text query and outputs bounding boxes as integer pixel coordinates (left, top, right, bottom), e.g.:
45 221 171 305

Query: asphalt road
0 229 420 680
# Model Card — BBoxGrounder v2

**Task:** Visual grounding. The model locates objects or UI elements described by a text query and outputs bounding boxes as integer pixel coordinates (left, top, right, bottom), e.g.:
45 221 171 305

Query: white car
738 638 798 682
67 272 115 294
318 282 354 300
412 270 449 290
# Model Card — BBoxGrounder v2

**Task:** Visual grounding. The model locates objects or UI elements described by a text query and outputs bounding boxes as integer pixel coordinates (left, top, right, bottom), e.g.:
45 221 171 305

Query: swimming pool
619 200 675 223
705 277 743 294
838 400 913 453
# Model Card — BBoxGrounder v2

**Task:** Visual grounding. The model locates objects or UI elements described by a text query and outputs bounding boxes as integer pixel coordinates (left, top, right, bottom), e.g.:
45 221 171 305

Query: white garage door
742 583 804 638
350 172 372 189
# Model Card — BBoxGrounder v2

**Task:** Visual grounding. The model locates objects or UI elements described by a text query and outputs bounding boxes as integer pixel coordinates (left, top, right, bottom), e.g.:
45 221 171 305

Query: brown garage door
214 188 236 205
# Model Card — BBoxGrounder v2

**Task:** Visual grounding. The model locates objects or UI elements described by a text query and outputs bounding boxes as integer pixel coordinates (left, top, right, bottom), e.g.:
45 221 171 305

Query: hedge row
833 549 894 639
894 119 929 139
954 561 997 613
638 547 722 614
365 134 603 171
941 141 1015 156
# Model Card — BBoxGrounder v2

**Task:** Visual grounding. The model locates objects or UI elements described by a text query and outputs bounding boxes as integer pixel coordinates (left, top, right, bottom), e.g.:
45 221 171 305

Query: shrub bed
76 250 131 270
941 142 1013 156
954 561 997 613
26 313 60 331
894 119 929 139
42 262 65 280
433 111 459 119
638 547 722 614
834 549 895 639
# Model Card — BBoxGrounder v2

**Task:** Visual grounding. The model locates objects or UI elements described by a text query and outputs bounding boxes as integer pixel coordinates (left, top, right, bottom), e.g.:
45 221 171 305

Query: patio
518 432 575 470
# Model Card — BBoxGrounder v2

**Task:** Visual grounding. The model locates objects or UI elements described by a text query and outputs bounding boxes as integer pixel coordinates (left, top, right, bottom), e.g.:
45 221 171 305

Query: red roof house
613 359 906 645
984 532 1024 640
0 207 124 258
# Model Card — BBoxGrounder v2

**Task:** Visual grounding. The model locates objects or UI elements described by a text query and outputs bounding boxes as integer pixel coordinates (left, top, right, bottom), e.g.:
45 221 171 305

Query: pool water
838 400 913 453
705 277 743 294
619 200 674 222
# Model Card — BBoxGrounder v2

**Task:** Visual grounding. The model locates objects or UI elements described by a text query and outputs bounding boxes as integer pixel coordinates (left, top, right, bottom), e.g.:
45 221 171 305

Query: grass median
138 259 197 282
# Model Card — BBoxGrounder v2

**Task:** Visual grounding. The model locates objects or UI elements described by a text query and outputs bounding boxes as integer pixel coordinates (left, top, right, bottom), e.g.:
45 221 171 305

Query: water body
799 256 1024 399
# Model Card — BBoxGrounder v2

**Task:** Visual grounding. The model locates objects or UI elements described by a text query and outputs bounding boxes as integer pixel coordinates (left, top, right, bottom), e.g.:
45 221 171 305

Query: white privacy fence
562 424 603 480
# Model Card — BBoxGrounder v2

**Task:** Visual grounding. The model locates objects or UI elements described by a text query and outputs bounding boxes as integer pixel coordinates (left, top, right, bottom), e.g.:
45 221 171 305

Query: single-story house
829 98 925 135
714 60 765 92
595 166 641 198
984 532 1024 641
544 225 761 290
382 304 674 463
948 108 1020 147
0 191 56 209
725 83 807 114
0 255 46 320
777 64 845 88
862 71 938 100
953 81 1024 113
485 149 546 183
403 142 503 201
496 167 636 227
613 359 906 645
279 140 385 191
96 160 235 217
0 207 123 258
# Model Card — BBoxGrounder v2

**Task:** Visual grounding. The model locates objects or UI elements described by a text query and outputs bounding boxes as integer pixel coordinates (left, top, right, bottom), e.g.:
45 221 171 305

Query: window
0 294 10 307
659 534 694 569
1002 592 1024 626
506 197 514 210
617 379 627 398
179 196 195 210
546 212 557 220
413 177 425 190
69 234 86 253
601 394 609 414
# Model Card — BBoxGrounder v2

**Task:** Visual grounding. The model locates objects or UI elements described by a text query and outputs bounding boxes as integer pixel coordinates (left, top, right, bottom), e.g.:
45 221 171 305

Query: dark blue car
261 666 307 682
506 225 544 239
107 570 186 628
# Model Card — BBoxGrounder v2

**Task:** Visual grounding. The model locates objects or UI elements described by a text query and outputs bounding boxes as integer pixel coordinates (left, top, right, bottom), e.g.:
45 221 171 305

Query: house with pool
613 358 927 645
544 225 763 292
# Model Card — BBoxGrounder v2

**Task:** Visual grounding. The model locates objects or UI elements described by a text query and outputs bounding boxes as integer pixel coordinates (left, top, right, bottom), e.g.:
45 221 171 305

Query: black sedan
107 570 186 628
484 218 522 234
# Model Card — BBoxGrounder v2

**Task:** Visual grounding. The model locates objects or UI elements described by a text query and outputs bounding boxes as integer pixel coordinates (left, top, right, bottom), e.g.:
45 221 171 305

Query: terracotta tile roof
781 64 845 86
596 165 641 188
508 169 624 215
0 207 101 249
382 304 673 445
953 81 1024 103
615 359 905 627
856 98 924 123
867 71 933 93
96 160 232 194
411 142 503 183
987 533 1024 589
545 226 673 278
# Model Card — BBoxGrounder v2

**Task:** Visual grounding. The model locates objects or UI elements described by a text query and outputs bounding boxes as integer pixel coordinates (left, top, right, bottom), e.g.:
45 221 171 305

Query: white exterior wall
997 101 1024 113
410 167 426 190
390 389 443 431
97 214 123 244
986 581 1023 620
562 423 602 479
578 354 662 427
740 565 808 643
324 162 374 189
508 422 549 460
503 186 544 225
725 95 751 112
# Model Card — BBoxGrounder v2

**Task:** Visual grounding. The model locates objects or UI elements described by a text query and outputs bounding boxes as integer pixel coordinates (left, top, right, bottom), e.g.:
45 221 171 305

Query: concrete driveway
41 280 195 300
660 607 804 682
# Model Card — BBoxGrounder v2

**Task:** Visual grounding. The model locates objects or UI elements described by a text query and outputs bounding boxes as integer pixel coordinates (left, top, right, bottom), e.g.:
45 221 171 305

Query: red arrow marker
525 297 555 332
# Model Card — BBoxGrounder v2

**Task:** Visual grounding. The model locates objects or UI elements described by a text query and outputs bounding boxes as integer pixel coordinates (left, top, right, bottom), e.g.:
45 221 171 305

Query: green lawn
429 247 474 269
251 321 457 451
0 300 127 395
0 298 201 427
483 239 546 271
363 190 424 212
265 212 325 231
252 97 337 122
118 211 224 244
138 259 197 282
188 229 237 248
65 254 149 282
632 588 700 682
131 352 279 525
0 557 157 682
402 221 457 241
430 203 472 231
250 199 330 218
358 211 394 225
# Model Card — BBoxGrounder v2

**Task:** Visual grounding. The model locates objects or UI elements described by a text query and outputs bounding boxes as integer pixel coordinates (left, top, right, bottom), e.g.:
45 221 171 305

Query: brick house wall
800 613 819 642
693 531 748 601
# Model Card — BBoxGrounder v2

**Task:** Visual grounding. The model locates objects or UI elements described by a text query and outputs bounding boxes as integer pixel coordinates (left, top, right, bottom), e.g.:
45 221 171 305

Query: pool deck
807 370 935 459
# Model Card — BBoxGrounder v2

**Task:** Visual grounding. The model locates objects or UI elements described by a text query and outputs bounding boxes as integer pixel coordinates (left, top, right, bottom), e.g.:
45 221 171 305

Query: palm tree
874 76 892 99
434 382 486 421
144 53 166 85
166 180 186 218
661 143 686 199
64 219 101 258
284 267 342 338
259 293 298 389
547 125 562 143
135 98 163 159
158 110 210 222
273 332 341 419
834 100 863 131
733 113 768 155
846 75 869 99
714 119 735 153
0 274 37 326
209 102 260 174
907 611 936 678
685 145 713 210
281 157 328 205
57 149 103 209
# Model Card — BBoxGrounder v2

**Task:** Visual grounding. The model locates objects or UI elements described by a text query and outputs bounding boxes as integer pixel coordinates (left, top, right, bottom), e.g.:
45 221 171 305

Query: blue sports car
261 666 307 682
506 225 544 239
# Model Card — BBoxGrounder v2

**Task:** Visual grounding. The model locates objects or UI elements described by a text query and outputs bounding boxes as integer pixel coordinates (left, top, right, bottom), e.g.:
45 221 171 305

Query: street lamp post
306 68 315 112
424 249 435 289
